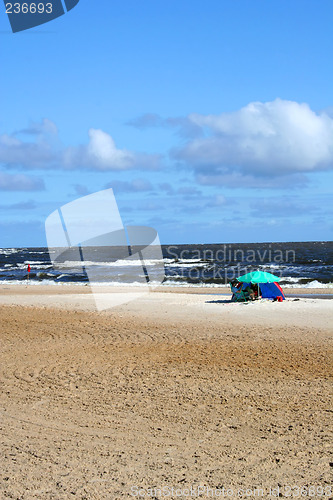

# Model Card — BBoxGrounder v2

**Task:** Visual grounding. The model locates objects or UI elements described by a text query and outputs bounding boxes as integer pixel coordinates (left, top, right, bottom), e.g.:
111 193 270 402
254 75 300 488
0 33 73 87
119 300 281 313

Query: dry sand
0 285 332 499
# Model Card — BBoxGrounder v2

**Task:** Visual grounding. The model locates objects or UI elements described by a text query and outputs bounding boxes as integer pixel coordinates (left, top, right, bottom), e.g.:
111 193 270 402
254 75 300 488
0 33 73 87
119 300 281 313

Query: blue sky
0 0 332 246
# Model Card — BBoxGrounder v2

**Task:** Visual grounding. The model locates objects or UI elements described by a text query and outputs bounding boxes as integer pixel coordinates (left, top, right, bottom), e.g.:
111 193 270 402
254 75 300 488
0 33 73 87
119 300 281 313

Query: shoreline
1 283 332 295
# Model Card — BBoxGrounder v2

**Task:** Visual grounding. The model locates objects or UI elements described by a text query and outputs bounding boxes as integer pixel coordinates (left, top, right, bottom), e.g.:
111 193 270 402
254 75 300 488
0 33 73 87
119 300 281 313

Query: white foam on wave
282 277 301 283
15 262 53 269
161 280 229 288
165 262 208 268
282 281 333 289
0 248 19 255
262 264 288 270
56 259 165 268
0 279 86 286
303 280 333 289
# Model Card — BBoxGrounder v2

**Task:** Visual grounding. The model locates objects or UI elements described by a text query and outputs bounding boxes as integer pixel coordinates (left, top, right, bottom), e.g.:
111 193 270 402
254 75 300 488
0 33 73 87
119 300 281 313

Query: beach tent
237 271 285 300
259 281 285 300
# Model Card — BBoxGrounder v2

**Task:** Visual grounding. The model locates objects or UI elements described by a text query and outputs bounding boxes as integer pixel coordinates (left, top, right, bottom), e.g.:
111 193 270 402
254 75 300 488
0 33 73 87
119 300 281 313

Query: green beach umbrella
237 270 281 300
237 270 281 283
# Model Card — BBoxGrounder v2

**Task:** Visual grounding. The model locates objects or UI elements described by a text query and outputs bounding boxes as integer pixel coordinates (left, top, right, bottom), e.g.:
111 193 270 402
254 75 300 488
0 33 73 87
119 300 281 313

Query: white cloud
72 184 90 196
127 113 202 138
105 178 153 192
249 197 320 218
63 129 136 171
174 99 333 177
17 118 58 136
0 132 55 168
62 128 161 170
177 186 201 196
196 171 308 189
127 113 163 128
0 200 36 210
88 129 133 169
0 172 45 191
159 182 174 195
0 121 160 172
205 194 227 207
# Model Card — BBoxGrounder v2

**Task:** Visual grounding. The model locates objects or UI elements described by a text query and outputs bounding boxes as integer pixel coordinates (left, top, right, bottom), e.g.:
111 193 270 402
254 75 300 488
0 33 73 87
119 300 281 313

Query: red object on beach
27 265 31 273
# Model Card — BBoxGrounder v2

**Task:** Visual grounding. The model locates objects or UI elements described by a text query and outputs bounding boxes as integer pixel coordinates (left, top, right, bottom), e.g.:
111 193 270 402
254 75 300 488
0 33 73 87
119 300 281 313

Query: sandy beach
0 285 332 499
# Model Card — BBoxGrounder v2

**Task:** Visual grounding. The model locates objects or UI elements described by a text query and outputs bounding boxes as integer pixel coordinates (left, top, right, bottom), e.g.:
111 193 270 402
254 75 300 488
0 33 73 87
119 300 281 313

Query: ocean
0 241 332 289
